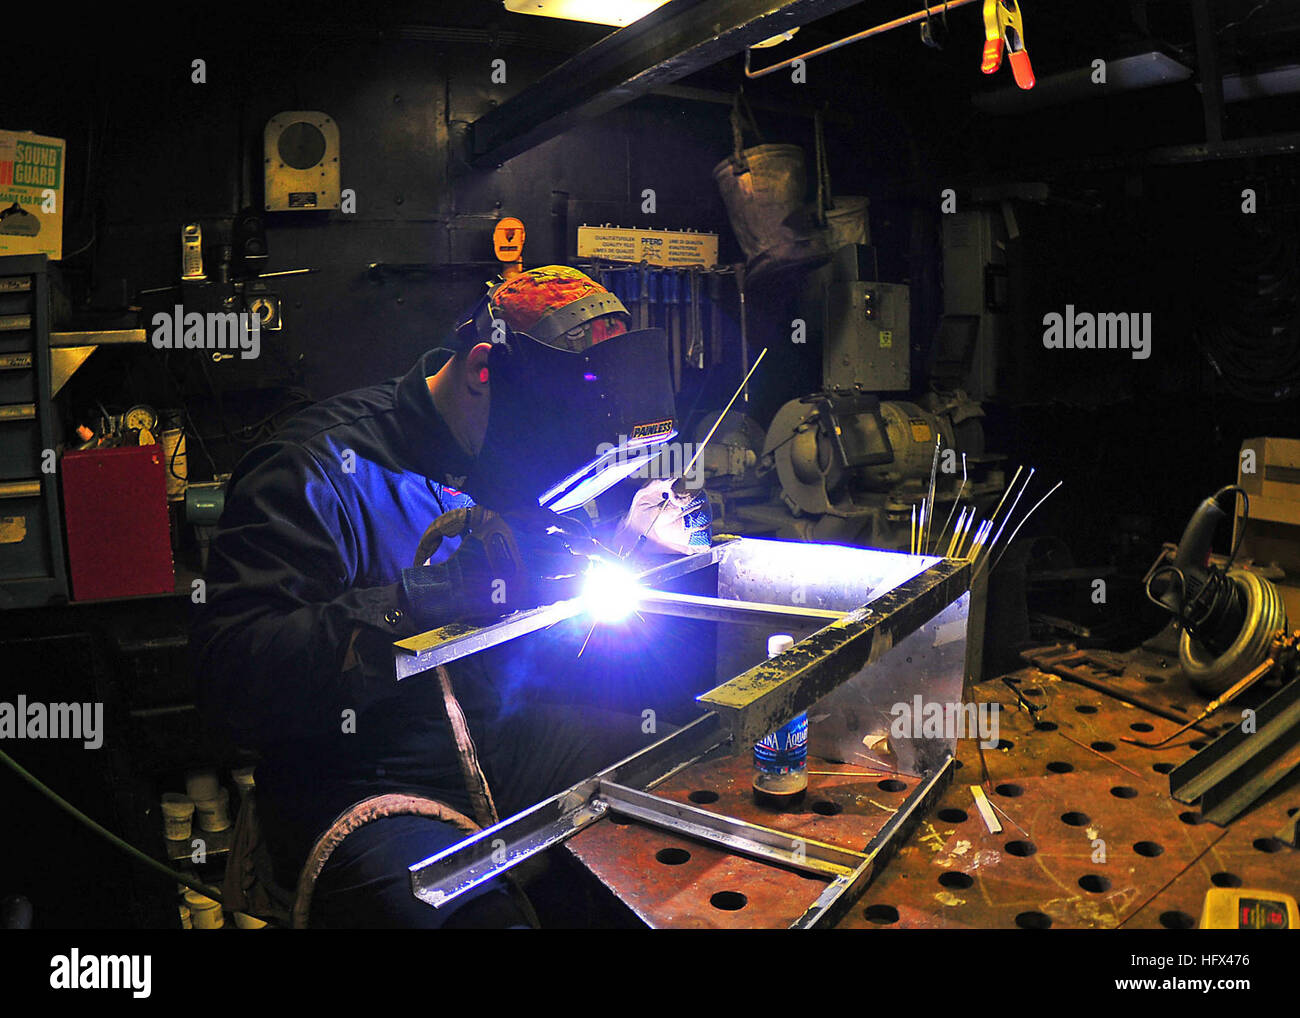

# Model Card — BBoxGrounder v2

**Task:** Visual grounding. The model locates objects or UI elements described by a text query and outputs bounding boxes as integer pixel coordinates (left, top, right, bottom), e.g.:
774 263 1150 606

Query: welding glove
400 506 593 626
615 478 712 557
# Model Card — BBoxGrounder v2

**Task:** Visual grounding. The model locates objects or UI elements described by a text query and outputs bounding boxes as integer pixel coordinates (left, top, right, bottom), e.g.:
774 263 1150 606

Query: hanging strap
814 106 834 224
729 90 765 171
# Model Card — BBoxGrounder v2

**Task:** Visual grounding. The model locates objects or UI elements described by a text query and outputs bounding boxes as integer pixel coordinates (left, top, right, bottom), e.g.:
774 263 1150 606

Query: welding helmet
455 265 678 512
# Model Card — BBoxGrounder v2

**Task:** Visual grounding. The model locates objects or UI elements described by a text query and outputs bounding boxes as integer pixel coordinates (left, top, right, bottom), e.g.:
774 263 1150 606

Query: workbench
563 647 1299 928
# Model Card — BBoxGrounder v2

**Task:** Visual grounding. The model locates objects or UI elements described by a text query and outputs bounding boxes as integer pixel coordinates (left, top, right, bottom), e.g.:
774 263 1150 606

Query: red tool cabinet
61 445 175 601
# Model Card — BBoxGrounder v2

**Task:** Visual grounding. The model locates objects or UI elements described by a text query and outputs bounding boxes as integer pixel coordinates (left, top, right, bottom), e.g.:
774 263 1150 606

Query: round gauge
125 405 159 445
125 405 158 432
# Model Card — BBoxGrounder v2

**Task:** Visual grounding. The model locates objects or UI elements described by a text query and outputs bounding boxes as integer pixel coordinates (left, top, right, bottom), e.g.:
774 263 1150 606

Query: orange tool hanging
493 216 527 279
981 0 1035 89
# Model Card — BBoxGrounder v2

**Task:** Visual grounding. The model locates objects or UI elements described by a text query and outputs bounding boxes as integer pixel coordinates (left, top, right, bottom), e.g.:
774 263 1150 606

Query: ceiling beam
466 0 869 168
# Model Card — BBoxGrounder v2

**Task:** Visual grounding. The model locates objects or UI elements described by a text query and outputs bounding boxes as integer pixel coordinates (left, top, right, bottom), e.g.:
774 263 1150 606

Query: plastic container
160 427 187 502
194 787 231 833
753 634 809 806
184 890 223 930
233 912 267 930
178 904 192 929
184 769 220 802
160 794 195 840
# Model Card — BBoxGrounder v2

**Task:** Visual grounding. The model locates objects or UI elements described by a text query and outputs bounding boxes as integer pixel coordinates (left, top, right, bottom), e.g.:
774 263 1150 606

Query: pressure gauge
124 405 159 445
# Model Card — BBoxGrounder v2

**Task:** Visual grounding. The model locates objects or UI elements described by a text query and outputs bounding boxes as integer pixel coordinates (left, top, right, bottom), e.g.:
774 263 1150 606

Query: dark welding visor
464 326 678 513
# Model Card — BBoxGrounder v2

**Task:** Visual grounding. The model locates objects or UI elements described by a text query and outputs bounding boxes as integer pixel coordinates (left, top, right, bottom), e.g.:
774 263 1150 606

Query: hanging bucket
822 195 870 253
713 144 829 281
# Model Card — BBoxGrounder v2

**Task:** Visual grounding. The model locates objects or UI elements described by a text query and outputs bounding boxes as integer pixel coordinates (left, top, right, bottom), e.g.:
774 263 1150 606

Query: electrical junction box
941 209 1008 401
822 281 910 392
0 130 64 260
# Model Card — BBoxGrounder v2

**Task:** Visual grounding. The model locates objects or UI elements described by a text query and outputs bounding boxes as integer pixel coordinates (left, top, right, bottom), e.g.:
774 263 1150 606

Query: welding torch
625 348 770 557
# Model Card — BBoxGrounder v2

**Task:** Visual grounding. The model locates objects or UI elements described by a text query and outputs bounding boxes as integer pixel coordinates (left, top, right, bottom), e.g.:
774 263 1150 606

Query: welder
191 265 709 928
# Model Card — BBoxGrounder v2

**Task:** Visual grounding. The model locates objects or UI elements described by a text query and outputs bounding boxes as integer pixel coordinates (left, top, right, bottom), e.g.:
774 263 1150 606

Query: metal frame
400 540 970 927
408 710 957 928
462 0 873 169
701 555 969 746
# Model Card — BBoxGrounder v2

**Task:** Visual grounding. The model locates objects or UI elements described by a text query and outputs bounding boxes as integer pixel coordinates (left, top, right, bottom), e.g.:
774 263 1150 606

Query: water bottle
752 633 808 806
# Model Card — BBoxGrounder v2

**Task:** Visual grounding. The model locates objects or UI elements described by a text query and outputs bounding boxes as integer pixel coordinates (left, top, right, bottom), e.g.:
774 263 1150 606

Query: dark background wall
3 0 1298 569
2 0 1299 929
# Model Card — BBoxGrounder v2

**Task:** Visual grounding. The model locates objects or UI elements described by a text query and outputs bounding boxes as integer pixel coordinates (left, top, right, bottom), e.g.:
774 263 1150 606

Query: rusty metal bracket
1022 643 1217 735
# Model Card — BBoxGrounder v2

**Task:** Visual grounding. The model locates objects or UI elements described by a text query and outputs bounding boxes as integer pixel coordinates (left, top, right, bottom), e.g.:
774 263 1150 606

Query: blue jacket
191 349 491 857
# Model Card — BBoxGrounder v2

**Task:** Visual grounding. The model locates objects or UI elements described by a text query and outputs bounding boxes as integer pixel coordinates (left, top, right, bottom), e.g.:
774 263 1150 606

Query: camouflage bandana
489 265 628 351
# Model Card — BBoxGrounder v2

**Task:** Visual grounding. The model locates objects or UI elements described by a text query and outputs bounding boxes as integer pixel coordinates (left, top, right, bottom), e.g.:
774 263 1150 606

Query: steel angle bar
1170 677 1300 825
598 781 867 879
410 712 730 909
635 589 846 626
698 558 970 747
393 543 728 680
414 778 606 909
393 604 582 680
790 755 956 928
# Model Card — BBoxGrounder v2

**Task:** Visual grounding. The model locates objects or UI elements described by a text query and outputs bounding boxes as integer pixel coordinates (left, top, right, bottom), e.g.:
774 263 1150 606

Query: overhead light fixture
503 0 669 28
752 28 800 49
